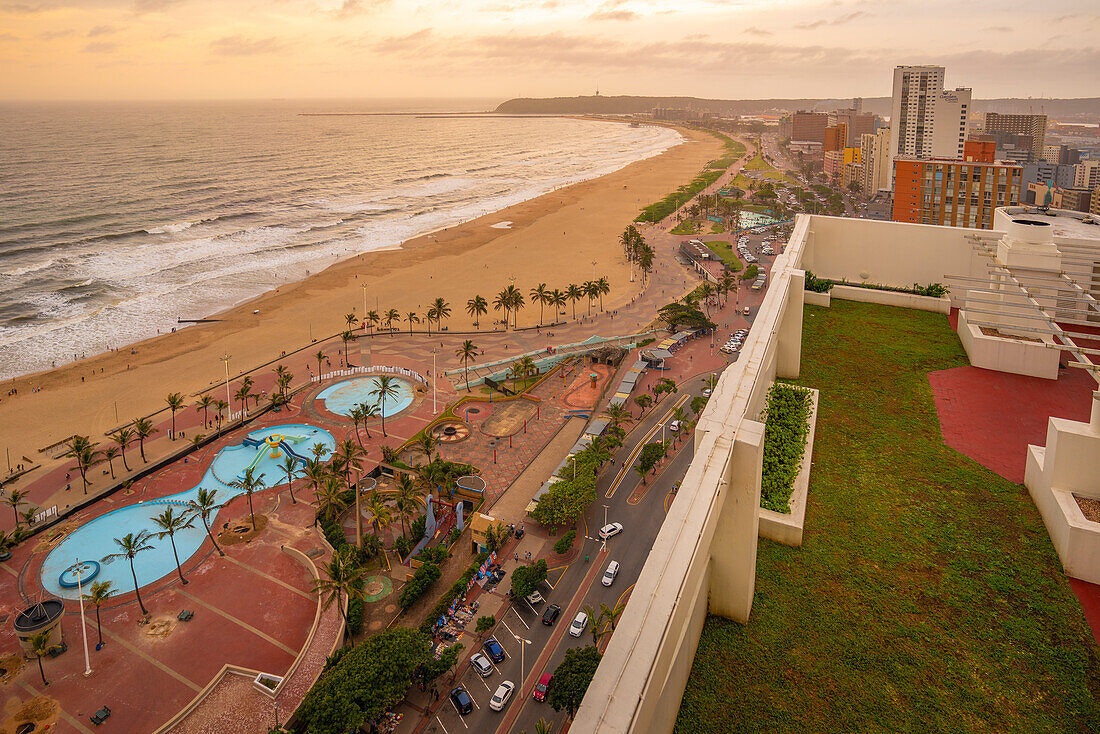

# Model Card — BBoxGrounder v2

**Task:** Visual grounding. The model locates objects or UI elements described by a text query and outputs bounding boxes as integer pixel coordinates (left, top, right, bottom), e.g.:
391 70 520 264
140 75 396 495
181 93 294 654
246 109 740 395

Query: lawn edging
759 387 819 547
830 285 950 314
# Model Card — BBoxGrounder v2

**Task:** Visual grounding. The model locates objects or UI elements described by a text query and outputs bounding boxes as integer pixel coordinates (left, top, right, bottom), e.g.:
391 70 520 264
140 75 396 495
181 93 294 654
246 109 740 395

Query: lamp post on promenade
221 354 232 418
66 559 93 677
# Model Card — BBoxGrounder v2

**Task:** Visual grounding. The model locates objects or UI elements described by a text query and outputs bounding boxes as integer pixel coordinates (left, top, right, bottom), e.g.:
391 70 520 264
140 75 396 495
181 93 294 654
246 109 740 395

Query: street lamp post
512 634 532 693
68 559 93 676
601 504 609 553
274 701 280 731
221 354 232 412
361 285 368 328
568 453 576 480
432 349 438 415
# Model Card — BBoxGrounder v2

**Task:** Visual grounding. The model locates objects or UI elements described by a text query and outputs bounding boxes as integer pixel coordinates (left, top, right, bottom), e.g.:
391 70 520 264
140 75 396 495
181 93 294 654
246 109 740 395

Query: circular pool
317 375 415 418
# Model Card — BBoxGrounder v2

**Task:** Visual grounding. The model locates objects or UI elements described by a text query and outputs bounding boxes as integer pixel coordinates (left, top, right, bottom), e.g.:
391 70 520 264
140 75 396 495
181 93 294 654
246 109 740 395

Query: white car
668 420 680 433
599 522 623 539
569 611 588 637
525 590 544 606
489 680 515 711
602 560 620 587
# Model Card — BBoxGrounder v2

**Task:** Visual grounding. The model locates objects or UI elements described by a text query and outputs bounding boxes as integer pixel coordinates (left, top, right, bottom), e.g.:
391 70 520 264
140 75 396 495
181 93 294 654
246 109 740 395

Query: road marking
436 715 452 734
447 700 469 729
511 604 530 629
498 621 517 652
606 393 690 499
222 553 314 601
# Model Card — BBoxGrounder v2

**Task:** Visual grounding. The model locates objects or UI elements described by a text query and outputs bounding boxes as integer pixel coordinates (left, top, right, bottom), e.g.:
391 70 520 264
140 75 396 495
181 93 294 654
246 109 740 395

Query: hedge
760 383 813 513
399 562 442 608
417 552 489 633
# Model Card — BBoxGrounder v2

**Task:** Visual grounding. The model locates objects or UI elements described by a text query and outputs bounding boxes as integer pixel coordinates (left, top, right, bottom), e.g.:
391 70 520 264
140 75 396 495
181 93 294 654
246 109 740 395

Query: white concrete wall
759 388 819 547
830 285 951 314
957 311 1060 380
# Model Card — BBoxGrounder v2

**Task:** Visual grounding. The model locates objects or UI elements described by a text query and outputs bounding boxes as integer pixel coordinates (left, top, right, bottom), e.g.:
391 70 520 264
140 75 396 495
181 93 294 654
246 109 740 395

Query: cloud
82 41 118 52
209 35 288 56
87 24 120 37
983 25 1011 32
373 27 431 53
38 28 72 39
1 2 55 12
743 26 772 36
795 10 869 30
133 0 185 12
0 31 19 41
590 9 634 20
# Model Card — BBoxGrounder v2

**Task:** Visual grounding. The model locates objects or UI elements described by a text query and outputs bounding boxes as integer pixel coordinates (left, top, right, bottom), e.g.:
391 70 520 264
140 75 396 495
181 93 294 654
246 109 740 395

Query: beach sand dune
0 127 719 460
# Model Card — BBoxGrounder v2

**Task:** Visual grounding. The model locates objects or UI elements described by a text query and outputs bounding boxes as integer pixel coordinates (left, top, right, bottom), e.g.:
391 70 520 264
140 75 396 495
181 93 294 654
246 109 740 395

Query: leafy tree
399 562 441 608
634 442 666 484
553 530 576 555
509 558 548 599
546 644 602 720
657 302 716 332
297 626 431 734
691 395 709 415
475 615 496 637
417 641 464 686
634 394 652 416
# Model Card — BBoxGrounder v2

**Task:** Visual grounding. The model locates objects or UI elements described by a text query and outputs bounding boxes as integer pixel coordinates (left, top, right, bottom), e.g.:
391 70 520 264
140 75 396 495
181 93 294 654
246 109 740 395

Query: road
429 373 711 734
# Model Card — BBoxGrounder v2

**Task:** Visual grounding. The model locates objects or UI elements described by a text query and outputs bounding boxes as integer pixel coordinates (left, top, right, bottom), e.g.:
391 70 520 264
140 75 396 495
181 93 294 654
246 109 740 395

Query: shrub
399 562 442 609
554 530 576 555
393 535 410 559
319 514 346 550
409 515 426 542
418 553 489 633
347 596 364 635
759 383 813 513
804 270 833 293
415 545 449 565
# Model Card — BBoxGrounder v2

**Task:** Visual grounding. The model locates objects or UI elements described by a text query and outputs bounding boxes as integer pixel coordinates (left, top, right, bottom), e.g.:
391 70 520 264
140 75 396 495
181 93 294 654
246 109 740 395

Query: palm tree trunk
108 459 115 479
95 605 103 645
287 476 296 504
139 438 147 462
355 490 363 548
170 411 176 440
380 397 387 437
247 493 256 531
121 447 130 472
37 656 47 686
169 534 188 584
202 516 225 556
129 557 148 615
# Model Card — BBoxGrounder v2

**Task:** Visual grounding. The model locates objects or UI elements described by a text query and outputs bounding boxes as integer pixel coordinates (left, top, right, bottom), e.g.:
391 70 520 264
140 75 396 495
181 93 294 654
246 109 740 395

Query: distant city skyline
0 0 1097 100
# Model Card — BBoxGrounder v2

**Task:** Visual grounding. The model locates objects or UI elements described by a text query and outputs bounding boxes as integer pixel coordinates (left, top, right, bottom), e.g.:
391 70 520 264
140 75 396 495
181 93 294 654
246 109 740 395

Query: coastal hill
495 95 1100 121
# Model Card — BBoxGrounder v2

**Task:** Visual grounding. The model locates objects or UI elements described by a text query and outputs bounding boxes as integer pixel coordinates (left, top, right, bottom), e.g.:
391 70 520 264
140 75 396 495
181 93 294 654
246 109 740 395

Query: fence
311 364 428 386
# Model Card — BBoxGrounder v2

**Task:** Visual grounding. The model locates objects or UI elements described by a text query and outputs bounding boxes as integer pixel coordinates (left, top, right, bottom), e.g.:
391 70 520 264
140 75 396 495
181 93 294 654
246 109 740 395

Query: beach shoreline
0 125 720 461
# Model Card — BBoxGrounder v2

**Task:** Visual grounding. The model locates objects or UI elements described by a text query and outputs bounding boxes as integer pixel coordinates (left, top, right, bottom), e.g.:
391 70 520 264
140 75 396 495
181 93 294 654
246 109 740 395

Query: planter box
759 387 819 547
830 285 950 314
252 673 283 697
804 291 831 307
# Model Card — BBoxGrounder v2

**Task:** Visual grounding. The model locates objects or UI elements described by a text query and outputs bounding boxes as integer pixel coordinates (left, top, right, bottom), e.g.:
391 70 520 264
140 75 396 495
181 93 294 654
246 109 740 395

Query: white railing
311 364 428 386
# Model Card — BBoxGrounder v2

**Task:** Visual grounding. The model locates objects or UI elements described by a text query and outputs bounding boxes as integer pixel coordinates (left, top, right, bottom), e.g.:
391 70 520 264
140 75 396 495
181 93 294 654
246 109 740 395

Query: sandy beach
0 125 719 462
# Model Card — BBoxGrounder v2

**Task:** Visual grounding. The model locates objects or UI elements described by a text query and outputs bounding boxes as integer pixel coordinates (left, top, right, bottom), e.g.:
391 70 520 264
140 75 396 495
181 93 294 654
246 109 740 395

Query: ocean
0 100 681 380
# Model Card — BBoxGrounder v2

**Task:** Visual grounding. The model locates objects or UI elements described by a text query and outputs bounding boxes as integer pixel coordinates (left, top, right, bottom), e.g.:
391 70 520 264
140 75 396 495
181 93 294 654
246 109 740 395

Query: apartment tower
888 65 971 188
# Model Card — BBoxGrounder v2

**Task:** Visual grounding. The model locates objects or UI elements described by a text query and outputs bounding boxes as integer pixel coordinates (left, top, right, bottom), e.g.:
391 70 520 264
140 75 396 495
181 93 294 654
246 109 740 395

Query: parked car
489 680 515 711
602 560 620 587
542 604 561 625
702 388 712 397
525 590 544 606
569 611 588 637
450 687 473 715
743 307 751 316
470 652 494 678
489 568 506 584
668 420 680 433
599 522 623 539
533 672 553 702
483 637 506 663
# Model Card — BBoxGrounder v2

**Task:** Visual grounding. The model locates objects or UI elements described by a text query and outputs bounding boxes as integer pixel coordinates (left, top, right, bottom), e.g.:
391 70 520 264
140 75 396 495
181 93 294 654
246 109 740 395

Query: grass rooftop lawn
675 299 1100 733
702 241 741 271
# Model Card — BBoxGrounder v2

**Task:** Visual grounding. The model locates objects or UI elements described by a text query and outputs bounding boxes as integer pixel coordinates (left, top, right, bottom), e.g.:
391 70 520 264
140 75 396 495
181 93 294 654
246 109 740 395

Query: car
450 687 473 715
569 611 588 637
542 604 561 625
533 672 553 702
514 526 525 539
599 522 623 539
470 652 494 678
743 307 751 316
525 590 544 606
668 420 680 433
489 568 506 584
702 388 712 396
483 637 506 663
489 680 515 712
602 560 620 587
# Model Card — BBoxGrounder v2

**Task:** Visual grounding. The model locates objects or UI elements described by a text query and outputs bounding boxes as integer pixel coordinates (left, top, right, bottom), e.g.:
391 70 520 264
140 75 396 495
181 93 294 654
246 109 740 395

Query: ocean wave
1 258 57 277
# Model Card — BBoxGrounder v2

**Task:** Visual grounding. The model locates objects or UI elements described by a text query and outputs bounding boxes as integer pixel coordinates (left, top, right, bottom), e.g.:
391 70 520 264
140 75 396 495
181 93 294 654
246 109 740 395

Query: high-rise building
892 156 1022 229
835 110 876 146
824 123 848 152
791 112 828 144
888 66 971 188
859 128 893 194
1021 163 1078 202
1075 160 1100 189
1091 187 1100 216
1053 187 1094 213
982 113 1047 161
1042 144 1082 166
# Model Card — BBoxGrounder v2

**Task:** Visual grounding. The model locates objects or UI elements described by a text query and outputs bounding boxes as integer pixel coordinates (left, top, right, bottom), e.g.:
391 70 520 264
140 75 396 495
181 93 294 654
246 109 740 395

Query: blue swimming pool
317 375 415 418
40 424 335 600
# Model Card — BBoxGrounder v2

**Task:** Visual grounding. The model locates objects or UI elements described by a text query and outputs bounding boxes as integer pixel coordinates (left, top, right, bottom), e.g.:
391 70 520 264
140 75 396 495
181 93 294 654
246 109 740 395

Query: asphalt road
429 373 712 734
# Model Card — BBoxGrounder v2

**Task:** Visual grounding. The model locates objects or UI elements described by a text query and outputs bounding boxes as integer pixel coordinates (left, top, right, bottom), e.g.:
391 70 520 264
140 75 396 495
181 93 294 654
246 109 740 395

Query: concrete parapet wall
759 388 819 547
957 310 1060 380
804 290 831 307
830 285 951 314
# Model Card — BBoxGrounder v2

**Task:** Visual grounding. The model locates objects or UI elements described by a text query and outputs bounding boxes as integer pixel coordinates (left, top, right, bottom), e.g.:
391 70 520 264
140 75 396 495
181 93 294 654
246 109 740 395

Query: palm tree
312 547 366 644
194 394 214 429
213 399 228 429
64 435 100 494
335 440 365 546
340 330 353 365
165 392 185 440
366 310 380 335
102 530 155 615
3 489 28 528
369 374 400 438
416 432 440 465
234 384 251 418
314 475 345 524
550 288 566 321
385 308 400 336
151 506 196 585
30 630 52 685
519 355 537 389
600 600 626 630
274 364 291 398
364 490 393 544
187 487 225 556
566 283 583 320
406 311 420 335
456 339 477 392
348 405 366 448
584 604 605 647
583 280 599 315
360 403 380 438
85 580 114 647
110 427 133 472
533 718 552 734
698 282 715 316
315 350 326 381
102 446 119 479
493 289 511 329
279 455 299 504
504 285 524 328
395 473 419 538
345 312 358 331
228 466 266 531
301 459 328 519
530 283 549 325
466 295 488 329
603 404 633 434
431 297 452 332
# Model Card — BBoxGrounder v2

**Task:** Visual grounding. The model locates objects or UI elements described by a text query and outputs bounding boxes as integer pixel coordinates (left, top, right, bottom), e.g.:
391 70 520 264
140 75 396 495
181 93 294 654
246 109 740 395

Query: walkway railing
311 364 428 385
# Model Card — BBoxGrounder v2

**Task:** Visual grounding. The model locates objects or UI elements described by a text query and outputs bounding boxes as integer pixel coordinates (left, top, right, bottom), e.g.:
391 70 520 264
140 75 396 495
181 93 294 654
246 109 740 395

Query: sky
1 0 1098 101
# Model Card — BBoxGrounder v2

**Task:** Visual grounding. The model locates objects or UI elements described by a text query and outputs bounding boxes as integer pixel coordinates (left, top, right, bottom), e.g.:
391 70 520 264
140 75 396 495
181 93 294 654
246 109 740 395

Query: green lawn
675 300 1100 733
743 153 772 171
703 241 741 271
671 220 700 235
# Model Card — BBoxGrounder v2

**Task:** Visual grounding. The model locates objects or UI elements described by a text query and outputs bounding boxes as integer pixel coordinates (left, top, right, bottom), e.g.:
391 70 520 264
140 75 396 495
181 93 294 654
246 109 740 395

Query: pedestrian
514 552 519 562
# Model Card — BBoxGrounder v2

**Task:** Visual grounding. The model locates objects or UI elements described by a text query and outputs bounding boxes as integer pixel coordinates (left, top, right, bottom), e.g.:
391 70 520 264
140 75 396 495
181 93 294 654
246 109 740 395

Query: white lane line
511 605 531 629
436 715 452 734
